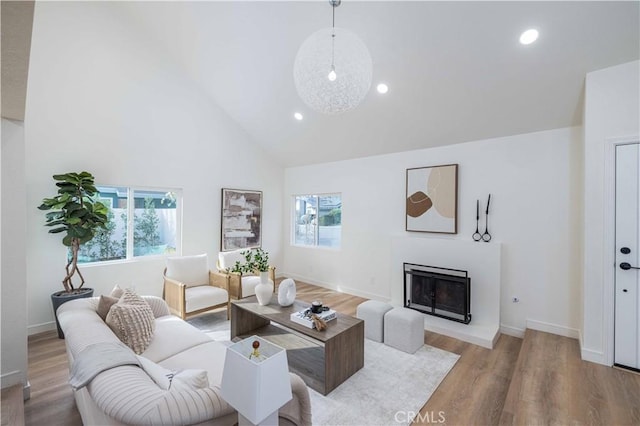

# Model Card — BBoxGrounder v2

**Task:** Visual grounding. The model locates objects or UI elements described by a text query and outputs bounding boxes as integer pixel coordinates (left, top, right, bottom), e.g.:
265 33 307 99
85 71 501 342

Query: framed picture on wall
221 188 262 251
406 164 458 234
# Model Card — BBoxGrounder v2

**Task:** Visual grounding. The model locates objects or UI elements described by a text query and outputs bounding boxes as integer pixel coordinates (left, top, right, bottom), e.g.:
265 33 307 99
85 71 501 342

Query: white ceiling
118 1 639 167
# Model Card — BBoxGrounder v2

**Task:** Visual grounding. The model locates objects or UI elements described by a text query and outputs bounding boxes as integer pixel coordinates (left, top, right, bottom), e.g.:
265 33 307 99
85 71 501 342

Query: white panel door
615 143 640 369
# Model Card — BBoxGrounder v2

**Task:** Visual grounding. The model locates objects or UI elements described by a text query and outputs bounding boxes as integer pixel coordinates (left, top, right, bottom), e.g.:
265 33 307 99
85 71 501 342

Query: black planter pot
51 288 94 339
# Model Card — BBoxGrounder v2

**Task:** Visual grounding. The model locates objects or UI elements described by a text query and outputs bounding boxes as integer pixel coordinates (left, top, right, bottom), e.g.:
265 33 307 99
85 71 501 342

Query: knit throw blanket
69 342 141 390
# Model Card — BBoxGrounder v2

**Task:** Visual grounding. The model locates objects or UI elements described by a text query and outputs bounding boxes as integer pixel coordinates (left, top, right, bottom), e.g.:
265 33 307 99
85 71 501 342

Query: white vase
255 271 272 306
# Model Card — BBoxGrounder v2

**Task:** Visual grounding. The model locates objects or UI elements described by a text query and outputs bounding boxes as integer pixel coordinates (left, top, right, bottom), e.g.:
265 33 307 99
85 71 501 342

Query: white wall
24 2 283 333
583 60 640 364
284 127 583 336
1 118 28 391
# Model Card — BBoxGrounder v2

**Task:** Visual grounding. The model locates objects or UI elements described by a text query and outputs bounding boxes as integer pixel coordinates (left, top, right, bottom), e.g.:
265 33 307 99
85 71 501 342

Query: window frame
291 192 342 250
76 185 183 265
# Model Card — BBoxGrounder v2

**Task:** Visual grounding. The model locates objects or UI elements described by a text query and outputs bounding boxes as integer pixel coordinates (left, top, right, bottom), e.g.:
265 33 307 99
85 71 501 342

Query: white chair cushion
218 250 245 271
166 254 209 288
185 286 228 313
240 276 262 297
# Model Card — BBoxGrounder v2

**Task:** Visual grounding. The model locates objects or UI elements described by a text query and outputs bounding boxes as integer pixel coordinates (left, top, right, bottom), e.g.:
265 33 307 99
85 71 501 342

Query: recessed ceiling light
376 83 389 94
294 112 303 121
519 29 539 45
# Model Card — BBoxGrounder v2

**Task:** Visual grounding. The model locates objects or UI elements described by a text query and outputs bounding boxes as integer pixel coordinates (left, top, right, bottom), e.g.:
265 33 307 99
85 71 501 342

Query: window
293 194 341 248
77 186 181 264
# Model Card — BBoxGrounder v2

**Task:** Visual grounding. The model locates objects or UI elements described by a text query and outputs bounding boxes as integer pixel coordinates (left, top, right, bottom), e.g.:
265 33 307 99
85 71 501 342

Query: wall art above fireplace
404 263 471 324
405 164 458 234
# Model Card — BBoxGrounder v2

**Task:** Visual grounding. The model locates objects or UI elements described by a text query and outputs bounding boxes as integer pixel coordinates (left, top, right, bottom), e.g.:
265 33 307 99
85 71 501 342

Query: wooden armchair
163 254 230 320
217 249 276 300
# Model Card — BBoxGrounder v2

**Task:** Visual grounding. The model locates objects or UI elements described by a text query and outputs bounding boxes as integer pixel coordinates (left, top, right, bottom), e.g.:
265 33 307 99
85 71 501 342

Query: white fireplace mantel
390 236 501 348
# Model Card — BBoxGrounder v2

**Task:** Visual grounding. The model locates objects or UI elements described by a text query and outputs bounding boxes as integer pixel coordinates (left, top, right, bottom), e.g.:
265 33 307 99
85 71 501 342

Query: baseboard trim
581 347 607 365
500 324 525 339
526 319 579 339
27 321 56 336
0 370 23 390
282 272 390 302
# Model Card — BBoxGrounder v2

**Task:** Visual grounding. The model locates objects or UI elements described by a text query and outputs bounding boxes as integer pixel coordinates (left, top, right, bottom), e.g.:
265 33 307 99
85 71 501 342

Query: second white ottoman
384 308 424 354
356 300 393 342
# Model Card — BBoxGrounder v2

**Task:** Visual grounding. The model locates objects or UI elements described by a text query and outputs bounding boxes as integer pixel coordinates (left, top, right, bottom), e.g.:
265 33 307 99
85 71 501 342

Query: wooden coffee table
230 297 364 395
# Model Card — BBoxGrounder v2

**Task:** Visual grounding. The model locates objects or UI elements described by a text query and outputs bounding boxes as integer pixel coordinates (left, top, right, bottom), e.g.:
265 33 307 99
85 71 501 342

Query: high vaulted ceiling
117 1 638 166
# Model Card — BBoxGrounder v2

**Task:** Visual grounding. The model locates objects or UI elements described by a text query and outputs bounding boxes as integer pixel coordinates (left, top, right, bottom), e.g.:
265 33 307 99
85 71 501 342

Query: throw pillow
106 289 155 354
136 355 209 391
171 369 209 391
96 295 119 321
110 284 124 298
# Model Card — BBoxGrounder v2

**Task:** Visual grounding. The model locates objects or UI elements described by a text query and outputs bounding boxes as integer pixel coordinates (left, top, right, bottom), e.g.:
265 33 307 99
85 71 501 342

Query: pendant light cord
331 1 336 71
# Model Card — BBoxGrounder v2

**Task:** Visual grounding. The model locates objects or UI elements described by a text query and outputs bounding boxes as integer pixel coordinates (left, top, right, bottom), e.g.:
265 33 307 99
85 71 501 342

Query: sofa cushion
141 315 212 363
110 284 124 298
136 355 209 391
96 295 119 321
106 290 155 354
166 254 210 288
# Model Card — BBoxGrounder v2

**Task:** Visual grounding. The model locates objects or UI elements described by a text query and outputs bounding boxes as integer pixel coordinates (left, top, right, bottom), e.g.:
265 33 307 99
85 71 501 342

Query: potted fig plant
38 171 108 338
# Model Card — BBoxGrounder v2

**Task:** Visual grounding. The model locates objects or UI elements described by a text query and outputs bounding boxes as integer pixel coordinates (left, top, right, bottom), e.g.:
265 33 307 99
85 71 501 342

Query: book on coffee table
290 308 337 329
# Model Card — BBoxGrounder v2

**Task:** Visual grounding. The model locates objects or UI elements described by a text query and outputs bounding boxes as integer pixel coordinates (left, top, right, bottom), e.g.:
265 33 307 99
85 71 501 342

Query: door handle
620 262 640 270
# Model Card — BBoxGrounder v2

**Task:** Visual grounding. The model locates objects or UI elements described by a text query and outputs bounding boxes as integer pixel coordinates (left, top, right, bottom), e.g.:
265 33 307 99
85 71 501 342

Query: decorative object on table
293 0 372 115
230 248 273 305
311 300 323 313
249 339 265 361
221 336 292 426
290 307 337 329
311 314 328 331
221 188 262 252
277 278 296 307
481 194 492 242
472 199 482 241
38 171 109 338
406 164 458 234
217 248 276 300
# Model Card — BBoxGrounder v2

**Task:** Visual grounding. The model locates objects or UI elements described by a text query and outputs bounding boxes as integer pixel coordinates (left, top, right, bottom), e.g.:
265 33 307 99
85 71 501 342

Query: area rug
187 312 460 426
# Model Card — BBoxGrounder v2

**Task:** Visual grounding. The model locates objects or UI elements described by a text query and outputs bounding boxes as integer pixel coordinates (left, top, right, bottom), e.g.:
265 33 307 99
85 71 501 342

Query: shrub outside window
293 194 341 248
76 186 181 264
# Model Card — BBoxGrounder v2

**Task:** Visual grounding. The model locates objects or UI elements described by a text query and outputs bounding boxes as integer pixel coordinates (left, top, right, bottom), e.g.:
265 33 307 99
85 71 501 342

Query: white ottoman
356 300 393 342
384 308 424 354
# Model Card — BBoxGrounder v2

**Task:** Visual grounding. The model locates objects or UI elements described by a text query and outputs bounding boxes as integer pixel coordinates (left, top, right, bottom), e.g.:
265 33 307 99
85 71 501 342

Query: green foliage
38 171 108 291
134 197 160 251
318 208 342 226
232 248 270 273
78 207 125 262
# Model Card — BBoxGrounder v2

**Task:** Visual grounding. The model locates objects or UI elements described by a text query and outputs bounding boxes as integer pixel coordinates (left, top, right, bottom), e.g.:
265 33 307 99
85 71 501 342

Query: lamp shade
221 336 292 425
294 27 372 115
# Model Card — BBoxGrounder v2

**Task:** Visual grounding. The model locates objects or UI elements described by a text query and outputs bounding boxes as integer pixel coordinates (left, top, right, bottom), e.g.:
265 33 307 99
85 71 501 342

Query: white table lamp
221 336 292 426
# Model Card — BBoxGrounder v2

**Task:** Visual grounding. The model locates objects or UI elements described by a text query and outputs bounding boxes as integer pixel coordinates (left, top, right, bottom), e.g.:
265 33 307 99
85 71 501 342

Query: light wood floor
20 281 640 426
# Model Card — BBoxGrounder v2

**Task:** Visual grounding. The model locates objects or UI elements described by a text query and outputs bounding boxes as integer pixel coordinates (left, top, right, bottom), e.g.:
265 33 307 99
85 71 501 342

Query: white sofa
57 296 312 425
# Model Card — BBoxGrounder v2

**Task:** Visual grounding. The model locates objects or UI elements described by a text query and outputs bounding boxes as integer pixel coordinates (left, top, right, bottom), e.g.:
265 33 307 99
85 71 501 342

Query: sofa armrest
279 373 312 426
88 366 236 425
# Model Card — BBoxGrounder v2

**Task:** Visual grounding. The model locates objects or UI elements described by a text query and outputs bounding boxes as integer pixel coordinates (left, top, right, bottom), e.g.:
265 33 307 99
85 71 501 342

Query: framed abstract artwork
221 188 262 251
406 164 458 234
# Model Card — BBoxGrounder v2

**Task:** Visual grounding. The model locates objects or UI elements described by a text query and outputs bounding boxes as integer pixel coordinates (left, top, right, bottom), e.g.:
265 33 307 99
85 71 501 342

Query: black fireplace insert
404 263 471 324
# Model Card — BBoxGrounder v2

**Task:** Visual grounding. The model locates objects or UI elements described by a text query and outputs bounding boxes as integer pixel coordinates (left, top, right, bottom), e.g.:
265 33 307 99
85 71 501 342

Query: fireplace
404 263 471 324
